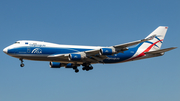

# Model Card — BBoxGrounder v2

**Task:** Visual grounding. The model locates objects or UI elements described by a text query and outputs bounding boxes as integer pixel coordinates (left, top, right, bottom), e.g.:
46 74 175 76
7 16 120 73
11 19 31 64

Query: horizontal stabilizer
145 47 177 54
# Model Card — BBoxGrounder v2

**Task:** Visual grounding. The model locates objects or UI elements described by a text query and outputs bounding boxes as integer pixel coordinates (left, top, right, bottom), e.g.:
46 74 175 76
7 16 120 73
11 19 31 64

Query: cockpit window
14 42 20 44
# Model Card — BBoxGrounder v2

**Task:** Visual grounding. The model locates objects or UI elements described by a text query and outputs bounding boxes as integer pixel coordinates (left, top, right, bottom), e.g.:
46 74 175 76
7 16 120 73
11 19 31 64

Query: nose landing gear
19 58 24 67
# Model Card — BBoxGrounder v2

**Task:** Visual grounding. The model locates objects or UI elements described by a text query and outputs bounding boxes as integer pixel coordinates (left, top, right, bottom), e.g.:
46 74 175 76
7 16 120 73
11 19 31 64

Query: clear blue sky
0 0 179 101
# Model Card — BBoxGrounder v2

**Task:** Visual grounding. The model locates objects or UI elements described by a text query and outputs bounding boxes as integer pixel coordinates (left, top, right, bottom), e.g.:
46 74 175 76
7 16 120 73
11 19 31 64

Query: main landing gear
19 58 24 67
82 63 93 71
73 66 79 73
72 63 93 73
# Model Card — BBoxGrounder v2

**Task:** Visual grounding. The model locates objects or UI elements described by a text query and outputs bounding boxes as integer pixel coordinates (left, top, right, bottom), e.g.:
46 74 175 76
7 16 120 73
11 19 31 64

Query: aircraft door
27 47 31 53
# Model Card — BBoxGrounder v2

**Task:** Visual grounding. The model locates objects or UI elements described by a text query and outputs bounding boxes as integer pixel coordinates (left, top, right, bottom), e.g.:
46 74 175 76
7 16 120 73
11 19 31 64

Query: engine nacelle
49 62 62 68
100 48 116 55
65 63 73 68
68 53 86 61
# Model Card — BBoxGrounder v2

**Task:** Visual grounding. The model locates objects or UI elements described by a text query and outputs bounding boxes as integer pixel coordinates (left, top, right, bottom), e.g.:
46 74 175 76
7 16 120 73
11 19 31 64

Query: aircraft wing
113 35 156 49
48 49 107 63
48 54 69 59
48 49 100 58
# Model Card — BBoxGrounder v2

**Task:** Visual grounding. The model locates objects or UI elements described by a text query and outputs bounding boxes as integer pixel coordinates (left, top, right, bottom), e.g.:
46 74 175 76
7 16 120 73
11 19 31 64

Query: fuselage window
14 42 20 44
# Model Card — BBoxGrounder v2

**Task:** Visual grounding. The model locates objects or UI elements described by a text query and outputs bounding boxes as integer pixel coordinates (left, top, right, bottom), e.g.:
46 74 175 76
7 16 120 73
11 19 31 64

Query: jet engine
65 63 73 68
49 62 62 68
100 48 116 55
68 53 86 61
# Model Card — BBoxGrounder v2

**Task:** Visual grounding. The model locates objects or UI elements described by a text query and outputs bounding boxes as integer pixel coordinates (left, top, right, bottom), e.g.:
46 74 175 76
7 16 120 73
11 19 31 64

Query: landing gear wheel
86 69 89 71
19 58 24 67
20 63 24 67
75 69 79 73
89 66 93 70
82 67 86 70
82 63 93 71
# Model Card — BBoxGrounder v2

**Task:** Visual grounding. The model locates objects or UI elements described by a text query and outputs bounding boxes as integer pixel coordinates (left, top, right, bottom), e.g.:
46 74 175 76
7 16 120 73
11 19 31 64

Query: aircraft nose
3 47 8 53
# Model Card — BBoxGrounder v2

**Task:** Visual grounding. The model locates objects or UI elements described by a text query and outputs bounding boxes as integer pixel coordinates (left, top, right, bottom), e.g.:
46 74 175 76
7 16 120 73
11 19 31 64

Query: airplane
3 26 177 73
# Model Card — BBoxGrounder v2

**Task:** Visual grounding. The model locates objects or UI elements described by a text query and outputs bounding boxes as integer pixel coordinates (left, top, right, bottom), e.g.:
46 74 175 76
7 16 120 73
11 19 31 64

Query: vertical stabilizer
139 26 168 51
127 26 169 61
145 26 168 50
